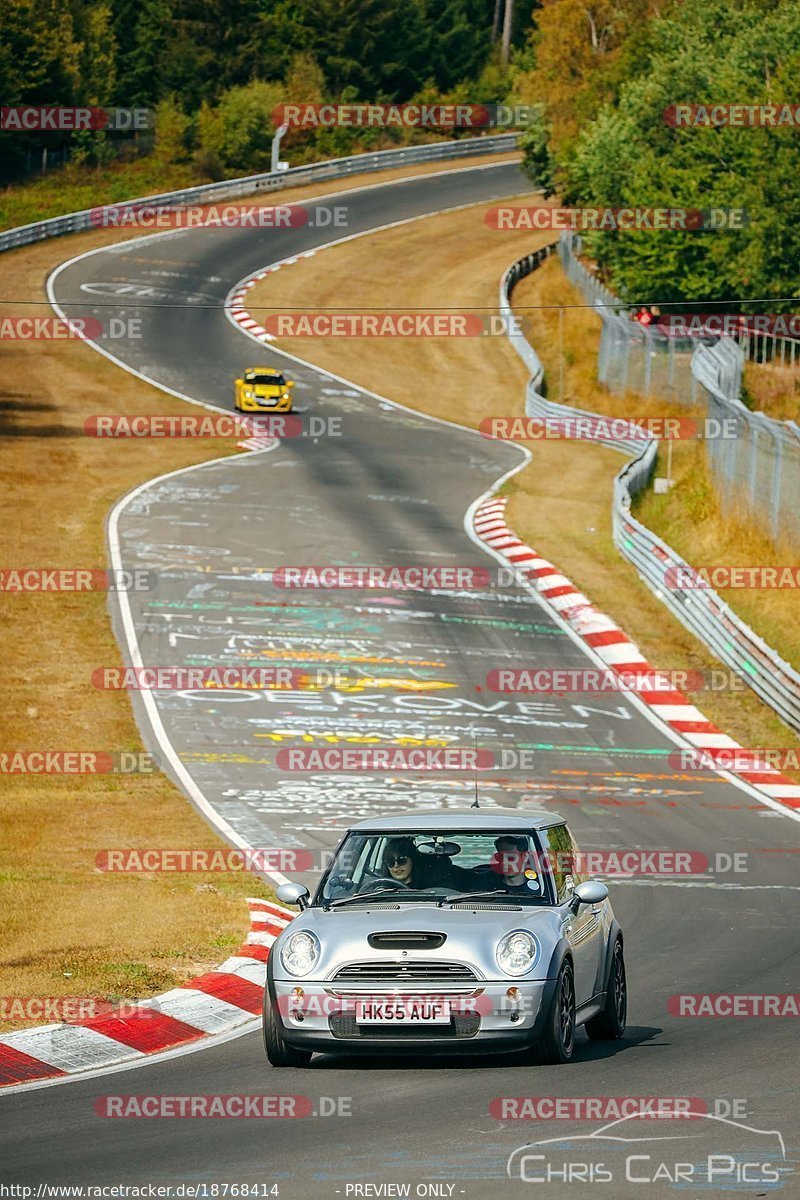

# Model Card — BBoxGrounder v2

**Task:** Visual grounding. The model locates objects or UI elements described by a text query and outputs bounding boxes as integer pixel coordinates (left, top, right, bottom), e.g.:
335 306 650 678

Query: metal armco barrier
0 134 518 255
499 242 800 734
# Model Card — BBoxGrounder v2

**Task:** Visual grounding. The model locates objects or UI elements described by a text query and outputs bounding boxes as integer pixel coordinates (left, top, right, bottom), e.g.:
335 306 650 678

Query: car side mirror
285 380 295 388
276 882 309 909
235 378 243 387
573 880 609 907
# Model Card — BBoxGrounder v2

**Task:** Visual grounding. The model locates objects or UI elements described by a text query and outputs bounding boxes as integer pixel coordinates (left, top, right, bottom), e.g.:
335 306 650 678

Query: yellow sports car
234 367 295 412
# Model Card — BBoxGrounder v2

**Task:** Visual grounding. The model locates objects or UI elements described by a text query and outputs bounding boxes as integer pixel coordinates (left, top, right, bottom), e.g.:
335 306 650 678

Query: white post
271 124 289 174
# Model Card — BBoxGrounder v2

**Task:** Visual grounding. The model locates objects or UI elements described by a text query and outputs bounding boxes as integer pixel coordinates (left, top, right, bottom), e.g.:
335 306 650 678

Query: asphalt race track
2 161 799 1197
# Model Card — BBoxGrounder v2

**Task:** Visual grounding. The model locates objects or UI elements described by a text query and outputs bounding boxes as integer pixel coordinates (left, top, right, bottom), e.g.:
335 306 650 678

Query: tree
196 80 285 174
562 0 800 306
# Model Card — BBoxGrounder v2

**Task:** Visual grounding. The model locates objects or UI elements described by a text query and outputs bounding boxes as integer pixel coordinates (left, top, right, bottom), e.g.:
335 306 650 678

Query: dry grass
246 205 799 770
743 358 800 422
0 238 271 1029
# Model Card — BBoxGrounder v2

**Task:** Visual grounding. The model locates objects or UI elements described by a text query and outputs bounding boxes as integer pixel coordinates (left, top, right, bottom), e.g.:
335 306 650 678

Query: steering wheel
361 876 406 892
327 874 355 894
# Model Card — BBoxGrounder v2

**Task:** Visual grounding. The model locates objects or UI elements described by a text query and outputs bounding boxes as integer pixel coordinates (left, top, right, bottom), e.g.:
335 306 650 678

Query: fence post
770 426 784 543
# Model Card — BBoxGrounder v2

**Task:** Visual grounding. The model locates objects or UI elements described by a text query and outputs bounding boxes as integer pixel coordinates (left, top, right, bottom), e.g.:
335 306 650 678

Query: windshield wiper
325 888 435 909
438 889 523 905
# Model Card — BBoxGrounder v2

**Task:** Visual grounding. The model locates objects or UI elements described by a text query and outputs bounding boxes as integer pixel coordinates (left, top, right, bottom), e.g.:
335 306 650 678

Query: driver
381 838 426 888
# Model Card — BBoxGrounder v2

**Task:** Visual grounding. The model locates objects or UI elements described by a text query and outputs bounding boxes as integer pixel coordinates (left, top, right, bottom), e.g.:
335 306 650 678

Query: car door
541 823 605 1006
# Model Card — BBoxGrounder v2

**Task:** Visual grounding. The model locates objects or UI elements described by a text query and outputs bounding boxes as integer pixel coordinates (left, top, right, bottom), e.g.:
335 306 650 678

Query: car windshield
316 830 553 905
246 373 285 386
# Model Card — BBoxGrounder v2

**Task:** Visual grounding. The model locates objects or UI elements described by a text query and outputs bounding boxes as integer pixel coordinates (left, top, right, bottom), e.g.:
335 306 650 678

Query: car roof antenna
470 733 480 808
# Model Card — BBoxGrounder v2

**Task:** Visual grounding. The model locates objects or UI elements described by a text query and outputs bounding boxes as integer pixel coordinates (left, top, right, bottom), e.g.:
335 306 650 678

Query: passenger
382 838 426 888
493 836 539 894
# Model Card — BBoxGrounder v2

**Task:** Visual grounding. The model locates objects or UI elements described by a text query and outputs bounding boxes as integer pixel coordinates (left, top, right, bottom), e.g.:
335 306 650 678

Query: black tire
263 997 312 1068
534 960 576 1064
585 938 627 1040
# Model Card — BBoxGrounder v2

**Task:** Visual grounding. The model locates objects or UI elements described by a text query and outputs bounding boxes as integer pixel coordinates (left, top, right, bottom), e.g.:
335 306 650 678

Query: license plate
355 999 451 1024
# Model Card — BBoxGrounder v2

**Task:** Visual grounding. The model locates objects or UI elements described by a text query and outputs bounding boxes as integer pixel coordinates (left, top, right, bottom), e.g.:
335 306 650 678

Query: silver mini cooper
263 810 626 1066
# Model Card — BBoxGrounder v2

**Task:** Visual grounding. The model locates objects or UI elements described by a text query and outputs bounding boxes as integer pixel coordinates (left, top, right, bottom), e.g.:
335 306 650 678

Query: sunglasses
385 855 410 867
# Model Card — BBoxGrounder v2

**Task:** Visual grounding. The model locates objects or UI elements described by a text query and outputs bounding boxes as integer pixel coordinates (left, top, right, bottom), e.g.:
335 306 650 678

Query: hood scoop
367 931 446 950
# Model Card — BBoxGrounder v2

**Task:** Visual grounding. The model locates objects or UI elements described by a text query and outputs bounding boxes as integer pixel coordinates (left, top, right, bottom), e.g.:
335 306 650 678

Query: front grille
332 960 478 984
329 1013 480 1040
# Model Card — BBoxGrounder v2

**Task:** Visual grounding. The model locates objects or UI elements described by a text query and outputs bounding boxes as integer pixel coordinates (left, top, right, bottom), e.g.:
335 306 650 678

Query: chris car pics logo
506 1112 789 1187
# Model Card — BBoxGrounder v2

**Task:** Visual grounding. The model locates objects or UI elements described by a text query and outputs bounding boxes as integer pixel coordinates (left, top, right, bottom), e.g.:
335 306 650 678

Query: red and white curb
474 496 800 811
0 898 294 1089
229 254 316 343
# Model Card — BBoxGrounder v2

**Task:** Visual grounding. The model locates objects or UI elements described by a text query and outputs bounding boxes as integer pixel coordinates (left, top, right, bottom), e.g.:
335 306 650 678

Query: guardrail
0 134 518 255
499 242 800 734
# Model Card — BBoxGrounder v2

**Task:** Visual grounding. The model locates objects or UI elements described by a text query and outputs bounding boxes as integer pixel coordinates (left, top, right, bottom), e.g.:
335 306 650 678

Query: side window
322 835 370 897
540 824 585 903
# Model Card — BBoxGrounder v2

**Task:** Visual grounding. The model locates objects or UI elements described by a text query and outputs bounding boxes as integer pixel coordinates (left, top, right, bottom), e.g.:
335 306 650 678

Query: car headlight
496 930 540 976
279 930 320 977
282 392 289 399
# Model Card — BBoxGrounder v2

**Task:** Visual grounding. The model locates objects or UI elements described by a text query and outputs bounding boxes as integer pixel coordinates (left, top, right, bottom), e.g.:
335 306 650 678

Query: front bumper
238 397 293 412
268 977 554 1055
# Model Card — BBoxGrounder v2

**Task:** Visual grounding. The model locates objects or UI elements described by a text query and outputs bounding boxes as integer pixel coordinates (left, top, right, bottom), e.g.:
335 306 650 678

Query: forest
2 0 798 305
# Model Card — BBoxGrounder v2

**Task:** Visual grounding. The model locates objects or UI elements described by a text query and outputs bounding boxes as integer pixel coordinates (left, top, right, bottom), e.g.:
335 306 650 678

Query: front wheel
585 938 627 1040
534 960 575 1064
263 998 312 1068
